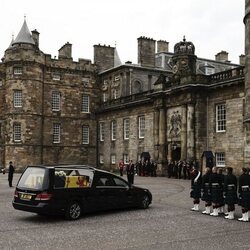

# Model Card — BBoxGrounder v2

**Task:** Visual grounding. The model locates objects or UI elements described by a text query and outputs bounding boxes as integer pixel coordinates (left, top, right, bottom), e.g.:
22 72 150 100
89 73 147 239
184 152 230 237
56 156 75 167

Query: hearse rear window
54 169 93 188
18 167 48 190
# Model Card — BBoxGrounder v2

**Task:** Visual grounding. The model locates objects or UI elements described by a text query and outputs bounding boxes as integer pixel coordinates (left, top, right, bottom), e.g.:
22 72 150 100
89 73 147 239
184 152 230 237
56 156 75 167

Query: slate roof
12 20 35 46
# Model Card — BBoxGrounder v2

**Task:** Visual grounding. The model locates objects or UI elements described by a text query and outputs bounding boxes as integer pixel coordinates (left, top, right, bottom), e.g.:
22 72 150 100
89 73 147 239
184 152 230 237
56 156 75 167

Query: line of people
118 159 157 178
190 165 250 222
167 160 198 180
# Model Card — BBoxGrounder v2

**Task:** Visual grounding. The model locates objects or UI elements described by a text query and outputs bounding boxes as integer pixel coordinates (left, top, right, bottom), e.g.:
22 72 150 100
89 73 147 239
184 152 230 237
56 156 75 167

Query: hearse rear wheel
65 201 82 220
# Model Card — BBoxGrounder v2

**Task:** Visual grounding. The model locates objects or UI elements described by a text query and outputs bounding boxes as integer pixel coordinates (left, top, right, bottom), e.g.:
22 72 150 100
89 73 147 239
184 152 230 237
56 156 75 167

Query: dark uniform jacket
238 173 250 207
201 172 211 202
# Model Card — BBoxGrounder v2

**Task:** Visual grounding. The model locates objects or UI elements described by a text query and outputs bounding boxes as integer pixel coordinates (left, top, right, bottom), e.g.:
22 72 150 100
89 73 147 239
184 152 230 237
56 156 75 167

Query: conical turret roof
12 19 35 46
7 35 14 49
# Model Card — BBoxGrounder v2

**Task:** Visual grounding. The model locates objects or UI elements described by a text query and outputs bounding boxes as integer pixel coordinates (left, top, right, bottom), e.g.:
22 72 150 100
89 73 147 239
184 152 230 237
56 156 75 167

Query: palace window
111 155 116 165
111 120 116 141
81 95 89 113
123 118 129 140
216 104 226 132
215 152 225 167
13 123 21 142
53 123 61 143
52 74 61 81
13 67 23 75
100 155 104 164
99 122 104 142
82 125 89 144
138 116 145 138
14 90 22 107
123 154 129 164
52 91 60 111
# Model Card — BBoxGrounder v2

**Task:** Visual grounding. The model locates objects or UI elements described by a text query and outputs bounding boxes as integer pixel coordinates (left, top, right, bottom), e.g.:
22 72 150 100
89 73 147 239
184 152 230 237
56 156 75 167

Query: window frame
123 154 129 165
99 155 104 164
53 123 61 143
99 122 104 142
111 155 116 165
216 103 226 132
81 94 90 113
82 125 89 145
52 91 61 112
111 120 116 141
138 116 145 139
215 152 225 167
52 74 61 81
13 90 23 108
13 123 21 142
13 67 23 75
123 118 130 140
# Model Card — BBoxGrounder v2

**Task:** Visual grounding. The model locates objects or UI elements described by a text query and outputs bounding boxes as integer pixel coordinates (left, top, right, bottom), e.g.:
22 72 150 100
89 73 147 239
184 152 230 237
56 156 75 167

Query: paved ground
0 173 249 250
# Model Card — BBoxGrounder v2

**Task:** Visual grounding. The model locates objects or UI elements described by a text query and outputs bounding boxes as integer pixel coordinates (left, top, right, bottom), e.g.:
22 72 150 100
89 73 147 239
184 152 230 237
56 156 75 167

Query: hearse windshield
17 167 49 190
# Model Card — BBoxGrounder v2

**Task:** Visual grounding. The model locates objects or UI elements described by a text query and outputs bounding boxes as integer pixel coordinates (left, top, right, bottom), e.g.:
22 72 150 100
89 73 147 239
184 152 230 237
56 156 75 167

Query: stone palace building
0 1 249 175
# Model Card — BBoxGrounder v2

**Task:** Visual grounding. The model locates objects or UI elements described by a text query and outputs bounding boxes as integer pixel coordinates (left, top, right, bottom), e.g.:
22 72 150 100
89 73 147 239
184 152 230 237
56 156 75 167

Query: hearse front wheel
140 194 150 209
65 201 82 220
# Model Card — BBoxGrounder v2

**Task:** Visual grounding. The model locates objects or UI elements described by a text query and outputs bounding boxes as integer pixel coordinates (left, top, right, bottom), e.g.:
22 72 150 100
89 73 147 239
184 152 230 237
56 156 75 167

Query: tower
244 0 250 165
171 37 197 85
3 19 44 168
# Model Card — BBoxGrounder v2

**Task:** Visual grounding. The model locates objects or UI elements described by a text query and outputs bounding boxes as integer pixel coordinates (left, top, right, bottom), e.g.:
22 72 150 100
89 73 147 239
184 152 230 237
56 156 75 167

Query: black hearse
13 165 152 220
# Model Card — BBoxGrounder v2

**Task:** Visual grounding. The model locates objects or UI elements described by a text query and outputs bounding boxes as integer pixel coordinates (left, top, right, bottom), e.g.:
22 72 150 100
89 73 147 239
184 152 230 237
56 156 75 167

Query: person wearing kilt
190 165 202 211
238 167 250 222
201 167 212 214
224 167 237 220
209 167 223 216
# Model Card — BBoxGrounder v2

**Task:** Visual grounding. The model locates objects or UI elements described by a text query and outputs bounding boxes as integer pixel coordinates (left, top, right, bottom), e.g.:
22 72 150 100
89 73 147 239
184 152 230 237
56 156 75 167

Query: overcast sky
0 0 245 64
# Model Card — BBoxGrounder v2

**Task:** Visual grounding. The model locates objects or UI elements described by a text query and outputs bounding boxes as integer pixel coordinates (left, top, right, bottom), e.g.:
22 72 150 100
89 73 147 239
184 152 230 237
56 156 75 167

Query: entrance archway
171 147 181 161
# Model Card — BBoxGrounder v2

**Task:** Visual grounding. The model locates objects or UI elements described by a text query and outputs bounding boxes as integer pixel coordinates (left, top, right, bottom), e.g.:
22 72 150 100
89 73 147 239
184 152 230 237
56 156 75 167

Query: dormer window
53 74 61 81
13 67 23 75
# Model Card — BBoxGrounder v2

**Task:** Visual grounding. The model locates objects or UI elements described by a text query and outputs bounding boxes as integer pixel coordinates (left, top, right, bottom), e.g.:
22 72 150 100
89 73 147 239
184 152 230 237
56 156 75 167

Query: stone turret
171 36 197 84
137 36 156 67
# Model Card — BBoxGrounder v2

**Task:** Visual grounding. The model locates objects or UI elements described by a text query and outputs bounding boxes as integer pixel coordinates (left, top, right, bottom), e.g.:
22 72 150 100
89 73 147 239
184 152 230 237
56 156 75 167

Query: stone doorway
171 147 181 161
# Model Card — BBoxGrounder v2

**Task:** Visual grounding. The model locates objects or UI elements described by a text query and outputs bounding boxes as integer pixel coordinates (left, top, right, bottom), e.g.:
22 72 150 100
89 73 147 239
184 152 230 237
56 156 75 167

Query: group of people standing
190 165 250 222
118 159 157 185
167 160 197 180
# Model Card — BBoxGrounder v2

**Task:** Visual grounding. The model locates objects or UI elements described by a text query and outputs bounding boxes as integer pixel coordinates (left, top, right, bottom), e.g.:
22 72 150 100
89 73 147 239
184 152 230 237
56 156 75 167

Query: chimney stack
215 51 229 62
58 42 72 59
157 40 169 53
31 29 40 48
94 44 115 71
239 54 245 65
137 36 156 67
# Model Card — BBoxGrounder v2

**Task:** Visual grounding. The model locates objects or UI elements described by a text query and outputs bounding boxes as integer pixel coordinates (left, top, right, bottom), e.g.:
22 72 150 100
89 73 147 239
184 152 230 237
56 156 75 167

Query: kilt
224 185 238 205
211 184 223 204
201 184 211 202
190 183 201 199
238 186 250 207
